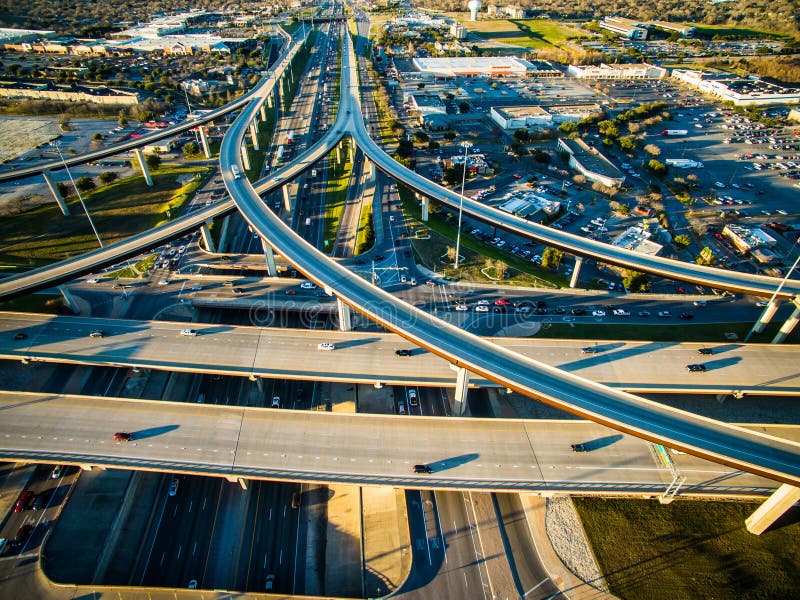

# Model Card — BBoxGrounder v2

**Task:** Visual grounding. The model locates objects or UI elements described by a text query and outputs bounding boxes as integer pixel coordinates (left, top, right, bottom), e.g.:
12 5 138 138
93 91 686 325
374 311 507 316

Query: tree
428 140 440 152
443 131 457 141
646 159 667 176
145 153 161 170
413 131 429 144
510 142 528 157
57 182 71 198
98 171 117 184
117 110 128 127
532 149 551 164
674 234 691 248
92 132 103 142
644 143 661 157
541 247 564 270
619 136 636 152
182 141 200 158
513 128 530 143
559 121 577 135
442 165 464 186
75 176 95 192
417 82 426 90
622 270 651 292
458 101 470 114
395 139 414 158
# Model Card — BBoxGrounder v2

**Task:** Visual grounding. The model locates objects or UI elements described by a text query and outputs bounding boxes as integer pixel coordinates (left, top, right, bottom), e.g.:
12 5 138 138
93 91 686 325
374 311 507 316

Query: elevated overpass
2 313 799 395
221 31 800 488
0 391 796 497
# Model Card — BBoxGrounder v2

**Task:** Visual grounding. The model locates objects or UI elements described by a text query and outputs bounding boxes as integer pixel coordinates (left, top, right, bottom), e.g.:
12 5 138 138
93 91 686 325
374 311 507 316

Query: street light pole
453 140 471 269
51 142 104 248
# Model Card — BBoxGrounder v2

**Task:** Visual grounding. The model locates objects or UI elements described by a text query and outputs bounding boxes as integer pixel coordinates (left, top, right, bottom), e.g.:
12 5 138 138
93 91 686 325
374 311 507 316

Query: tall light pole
51 141 104 248
453 140 471 269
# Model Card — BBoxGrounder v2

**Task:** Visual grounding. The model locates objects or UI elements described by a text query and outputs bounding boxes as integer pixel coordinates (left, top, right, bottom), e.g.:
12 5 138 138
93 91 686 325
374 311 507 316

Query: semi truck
661 129 688 136
665 158 703 168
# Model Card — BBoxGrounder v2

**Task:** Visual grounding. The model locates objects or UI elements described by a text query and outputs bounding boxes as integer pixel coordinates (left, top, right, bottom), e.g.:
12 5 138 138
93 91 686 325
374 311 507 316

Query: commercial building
407 93 447 116
599 17 648 40
722 224 776 254
450 22 467 40
490 104 603 130
0 81 139 105
556 137 626 188
651 21 696 38
499 190 561 220
672 69 800 107
612 225 663 256
0 27 56 44
567 63 667 80
412 56 534 78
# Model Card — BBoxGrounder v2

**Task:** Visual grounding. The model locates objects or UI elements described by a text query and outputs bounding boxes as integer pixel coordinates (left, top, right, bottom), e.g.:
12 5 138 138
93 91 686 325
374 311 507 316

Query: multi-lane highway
2 313 799 395
1 391 797 493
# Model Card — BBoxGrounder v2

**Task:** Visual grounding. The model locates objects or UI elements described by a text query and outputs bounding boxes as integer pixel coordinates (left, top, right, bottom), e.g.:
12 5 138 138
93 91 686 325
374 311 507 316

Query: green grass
0 166 209 270
0 293 63 314
398 185 561 287
537 321 796 344
575 498 800 600
354 195 374 255
244 112 277 182
323 139 354 251
108 253 157 279
450 16 585 49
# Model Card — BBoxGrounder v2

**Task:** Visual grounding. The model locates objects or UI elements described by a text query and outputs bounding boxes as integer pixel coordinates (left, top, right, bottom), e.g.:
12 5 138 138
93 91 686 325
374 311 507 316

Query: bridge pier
745 299 780 341
42 170 69 216
134 148 153 187
58 285 80 314
420 195 429 222
225 475 249 490
249 121 260 151
336 143 342 164
241 142 251 171
217 216 231 252
745 483 800 535
80 464 104 472
569 256 583 289
260 104 268 122
772 300 800 344
198 126 212 159
282 186 293 212
260 239 278 277
337 298 352 331
200 222 215 252
450 365 470 416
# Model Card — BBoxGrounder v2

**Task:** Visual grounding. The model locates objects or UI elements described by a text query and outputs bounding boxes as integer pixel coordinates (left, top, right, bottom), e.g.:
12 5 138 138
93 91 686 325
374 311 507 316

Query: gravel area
545 497 609 593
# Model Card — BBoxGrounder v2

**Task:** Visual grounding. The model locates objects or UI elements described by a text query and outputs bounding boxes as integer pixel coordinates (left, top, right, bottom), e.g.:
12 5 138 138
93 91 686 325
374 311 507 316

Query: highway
3 312 800 395
1 391 798 493
222 30 800 486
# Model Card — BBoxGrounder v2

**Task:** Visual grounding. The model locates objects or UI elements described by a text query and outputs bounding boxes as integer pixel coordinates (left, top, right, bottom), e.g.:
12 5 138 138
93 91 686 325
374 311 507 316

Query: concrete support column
261 239 278 277
217 215 231 253
200 222 215 253
772 302 800 344
80 464 94 471
250 375 264 392
349 144 354 163
337 298 352 332
282 186 293 212
58 285 80 314
420 196 429 222
249 121 260 151
266 92 273 109
198 126 212 159
42 170 69 216
745 484 800 535
224 475 249 490
260 104 268 122
451 365 470 416
241 142 251 171
134 148 153 187
569 256 584 289
336 143 342 164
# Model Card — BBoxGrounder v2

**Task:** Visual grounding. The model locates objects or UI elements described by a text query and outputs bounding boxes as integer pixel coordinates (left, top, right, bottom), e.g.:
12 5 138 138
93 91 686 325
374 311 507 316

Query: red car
14 490 33 513
113 432 132 442
678 287 687 294
494 298 511 306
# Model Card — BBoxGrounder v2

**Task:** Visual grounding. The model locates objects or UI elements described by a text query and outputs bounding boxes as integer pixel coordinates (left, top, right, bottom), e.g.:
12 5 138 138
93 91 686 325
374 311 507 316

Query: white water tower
468 0 482 21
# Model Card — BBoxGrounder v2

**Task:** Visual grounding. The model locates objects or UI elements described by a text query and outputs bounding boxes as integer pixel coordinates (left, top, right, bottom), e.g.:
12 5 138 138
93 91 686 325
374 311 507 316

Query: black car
571 443 587 452
13 332 27 340
571 308 586 316
698 348 714 355
679 313 694 320
553 307 566 314
32 489 52 511
413 464 432 474
687 364 707 373
395 349 413 357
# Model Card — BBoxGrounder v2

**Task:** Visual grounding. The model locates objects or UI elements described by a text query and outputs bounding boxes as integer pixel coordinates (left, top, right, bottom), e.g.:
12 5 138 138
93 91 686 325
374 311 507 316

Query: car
232 287 245 294
265 574 276 591
592 310 606 317
698 348 714 355
677 287 687 294
177 246 186 254
300 282 316 289
271 396 280 408
284 289 297 295
10 524 32 550
687 364 707 372
638 311 651 317
494 298 511 306
113 432 132 442
89 330 105 338
400 275 407 283
571 308 586 316
413 464 432 474
51 465 64 479
679 313 694 320
657 311 672 318
188 580 197 590
158 279 169 285
408 389 418 406
693 300 707 308
317 342 335 351
0 538 7 556
181 329 198 337
87 278 100 284
32 489 52 511
168 478 179 497
454 304 468 312
397 401 406 415
395 349 413 357
13 332 27 340
272 176 282 182
581 347 597 354
476 299 491 305
475 305 489 313
570 443 587 452
612 309 630 316
14 490 33 513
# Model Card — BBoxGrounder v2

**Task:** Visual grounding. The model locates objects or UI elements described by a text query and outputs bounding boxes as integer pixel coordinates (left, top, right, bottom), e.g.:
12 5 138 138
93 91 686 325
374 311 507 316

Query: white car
87 278 100 284
300 282 316 289
317 342 335 351
454 304 468 312
477 300 490 305
158 279 169 285
180 329 198 336
592 310 606 317
612 309 630 316
271 396 280 408
475 305 489 313
408 389 418 406
168 478 179 497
